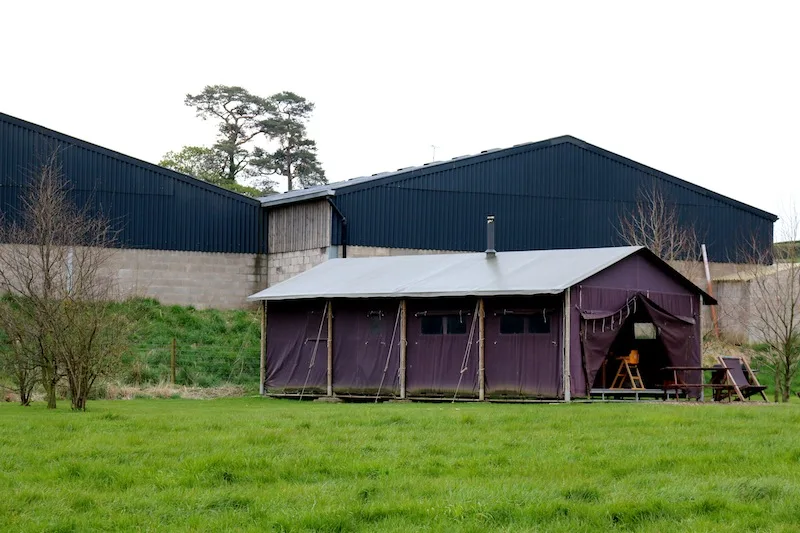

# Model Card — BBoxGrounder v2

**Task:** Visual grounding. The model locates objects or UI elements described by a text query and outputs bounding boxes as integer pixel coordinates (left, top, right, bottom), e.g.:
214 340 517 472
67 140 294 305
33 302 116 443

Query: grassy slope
1 299 261 392
1 399 800 532
115 299 261 387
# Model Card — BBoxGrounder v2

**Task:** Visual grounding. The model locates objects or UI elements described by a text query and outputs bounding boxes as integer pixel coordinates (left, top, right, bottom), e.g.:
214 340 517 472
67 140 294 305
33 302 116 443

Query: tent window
529 315 550 334
368 315 383 335
421 316 443 335
446 315 468 335
500 315 525 334
305 311 327 340
421 315 468 335
635 322 657 339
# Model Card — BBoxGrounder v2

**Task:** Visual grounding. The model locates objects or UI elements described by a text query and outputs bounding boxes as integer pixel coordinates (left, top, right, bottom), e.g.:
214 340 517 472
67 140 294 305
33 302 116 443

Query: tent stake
479 298 485 401
260 300 267 396
327 300 333 397
400 300 407 399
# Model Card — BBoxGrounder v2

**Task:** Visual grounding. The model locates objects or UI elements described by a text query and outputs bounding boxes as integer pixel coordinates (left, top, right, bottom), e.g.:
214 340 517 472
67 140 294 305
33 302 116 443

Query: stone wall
713 280 751 343
341 245 463 258
108 248 267 309
264 245 458 287
267 247 330 286
0 244 268 309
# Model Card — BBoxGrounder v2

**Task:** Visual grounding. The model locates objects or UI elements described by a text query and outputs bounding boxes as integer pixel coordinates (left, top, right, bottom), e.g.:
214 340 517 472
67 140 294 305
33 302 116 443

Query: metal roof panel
248 246 644 301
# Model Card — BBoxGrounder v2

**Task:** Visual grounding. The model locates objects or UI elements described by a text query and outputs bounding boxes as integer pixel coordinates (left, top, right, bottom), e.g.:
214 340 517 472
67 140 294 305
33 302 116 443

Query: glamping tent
249 240 714 401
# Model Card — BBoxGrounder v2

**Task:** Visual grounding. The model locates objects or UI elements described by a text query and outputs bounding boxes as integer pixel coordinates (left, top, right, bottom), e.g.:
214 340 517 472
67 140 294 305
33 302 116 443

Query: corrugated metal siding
0 113 263 253
331 143 773 262
268 200 330 253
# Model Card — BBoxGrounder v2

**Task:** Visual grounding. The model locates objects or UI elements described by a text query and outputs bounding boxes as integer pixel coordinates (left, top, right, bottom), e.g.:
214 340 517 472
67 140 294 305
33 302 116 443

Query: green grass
1 298 262 391
2 399 800 532
115 298 260 387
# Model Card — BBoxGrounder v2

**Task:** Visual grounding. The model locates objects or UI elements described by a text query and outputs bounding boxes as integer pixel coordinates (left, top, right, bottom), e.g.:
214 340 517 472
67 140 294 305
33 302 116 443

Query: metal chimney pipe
486 215 496 257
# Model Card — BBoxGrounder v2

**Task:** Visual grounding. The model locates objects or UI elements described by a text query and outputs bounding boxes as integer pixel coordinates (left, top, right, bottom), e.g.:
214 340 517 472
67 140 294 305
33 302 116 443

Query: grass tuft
563 487 601 502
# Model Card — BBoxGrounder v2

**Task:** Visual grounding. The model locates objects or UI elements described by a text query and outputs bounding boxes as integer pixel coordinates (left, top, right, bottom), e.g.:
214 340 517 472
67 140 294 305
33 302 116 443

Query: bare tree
0 313 38 405
738 210 800 402
619 184 701 280
0 155 131 410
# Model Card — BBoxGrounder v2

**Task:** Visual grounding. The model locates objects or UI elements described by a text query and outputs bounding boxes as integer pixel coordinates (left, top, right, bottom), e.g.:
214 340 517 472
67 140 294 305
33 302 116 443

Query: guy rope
299 301 329 400
452 300 480 402
375 302 403 402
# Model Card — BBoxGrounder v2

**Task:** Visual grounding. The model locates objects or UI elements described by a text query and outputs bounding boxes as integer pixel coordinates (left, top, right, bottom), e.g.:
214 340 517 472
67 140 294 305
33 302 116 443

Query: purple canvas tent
406 298 479 397
250 243 714 401
567 252 706 397
484 296 563 398
332 299 402 396
264 300 329 393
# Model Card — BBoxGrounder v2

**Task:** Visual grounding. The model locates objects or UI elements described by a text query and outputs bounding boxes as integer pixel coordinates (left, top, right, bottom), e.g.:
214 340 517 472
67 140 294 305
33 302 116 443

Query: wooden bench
661 366 738 401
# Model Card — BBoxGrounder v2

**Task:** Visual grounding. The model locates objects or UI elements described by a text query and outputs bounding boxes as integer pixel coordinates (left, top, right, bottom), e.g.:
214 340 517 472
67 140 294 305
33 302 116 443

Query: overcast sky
2 1 798 237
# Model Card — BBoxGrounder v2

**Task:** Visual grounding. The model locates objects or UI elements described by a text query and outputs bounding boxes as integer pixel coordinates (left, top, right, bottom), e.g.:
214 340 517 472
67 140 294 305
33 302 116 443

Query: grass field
2 399 800 532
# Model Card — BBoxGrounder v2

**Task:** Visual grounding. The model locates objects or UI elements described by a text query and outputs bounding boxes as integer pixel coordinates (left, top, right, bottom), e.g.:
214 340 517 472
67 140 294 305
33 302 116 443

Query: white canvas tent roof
248 246 646 301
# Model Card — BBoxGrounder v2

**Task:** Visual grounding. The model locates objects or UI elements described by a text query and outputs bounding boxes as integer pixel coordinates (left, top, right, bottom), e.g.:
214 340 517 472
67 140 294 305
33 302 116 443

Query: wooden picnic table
660 366 734 400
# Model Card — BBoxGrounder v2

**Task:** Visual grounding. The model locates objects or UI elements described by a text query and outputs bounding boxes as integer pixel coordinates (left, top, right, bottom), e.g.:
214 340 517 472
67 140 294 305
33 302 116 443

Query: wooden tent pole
478 298 485 401
327 300 333 397
260 300 267 396
400 299 407 399
562 289 572 402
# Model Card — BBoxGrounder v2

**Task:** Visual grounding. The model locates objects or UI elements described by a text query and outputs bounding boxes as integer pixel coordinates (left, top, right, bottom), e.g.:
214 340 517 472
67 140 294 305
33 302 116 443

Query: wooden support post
562 289 571 402
478 298 485 401
327 300 333 397
260 300 267 396
399 299 407 399
171 337 177 385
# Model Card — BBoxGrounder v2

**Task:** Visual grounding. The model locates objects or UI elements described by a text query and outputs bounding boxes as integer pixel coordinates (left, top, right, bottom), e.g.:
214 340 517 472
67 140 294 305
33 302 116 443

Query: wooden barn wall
268 200 331 253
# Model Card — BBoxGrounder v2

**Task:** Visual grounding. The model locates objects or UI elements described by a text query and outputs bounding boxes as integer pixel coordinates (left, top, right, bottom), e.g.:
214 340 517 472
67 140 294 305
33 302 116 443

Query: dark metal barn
0 112 263 253
261 136 776 263
249 240 715 401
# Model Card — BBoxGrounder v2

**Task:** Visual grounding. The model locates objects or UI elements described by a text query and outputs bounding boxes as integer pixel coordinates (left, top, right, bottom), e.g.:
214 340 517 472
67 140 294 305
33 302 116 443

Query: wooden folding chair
716 356 768 402
610 350 645 390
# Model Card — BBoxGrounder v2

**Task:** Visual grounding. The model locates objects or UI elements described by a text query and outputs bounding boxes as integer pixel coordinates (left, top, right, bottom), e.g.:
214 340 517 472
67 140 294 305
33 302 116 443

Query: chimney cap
486 215 496 257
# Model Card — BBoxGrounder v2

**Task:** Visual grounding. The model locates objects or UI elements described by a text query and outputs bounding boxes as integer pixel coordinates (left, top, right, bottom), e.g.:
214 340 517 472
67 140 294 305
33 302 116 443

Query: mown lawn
1 399 800 532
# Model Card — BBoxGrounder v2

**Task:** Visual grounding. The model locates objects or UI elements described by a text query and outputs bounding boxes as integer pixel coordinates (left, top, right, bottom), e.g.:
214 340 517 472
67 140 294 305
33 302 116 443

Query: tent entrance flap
579 293 700 395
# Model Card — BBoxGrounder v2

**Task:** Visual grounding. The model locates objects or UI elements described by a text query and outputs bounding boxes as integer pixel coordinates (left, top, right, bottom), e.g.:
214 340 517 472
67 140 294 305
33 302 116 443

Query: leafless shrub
0 154 131 410
735 210 800 402
619 185 701 281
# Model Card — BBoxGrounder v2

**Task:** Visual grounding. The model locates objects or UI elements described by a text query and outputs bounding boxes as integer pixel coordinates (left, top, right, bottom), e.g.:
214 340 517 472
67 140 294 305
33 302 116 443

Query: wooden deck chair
716 356 768 402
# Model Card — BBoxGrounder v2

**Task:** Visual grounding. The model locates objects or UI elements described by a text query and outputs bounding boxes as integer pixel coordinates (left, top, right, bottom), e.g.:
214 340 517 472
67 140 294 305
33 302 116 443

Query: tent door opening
582 293 700 398
592 310 669 390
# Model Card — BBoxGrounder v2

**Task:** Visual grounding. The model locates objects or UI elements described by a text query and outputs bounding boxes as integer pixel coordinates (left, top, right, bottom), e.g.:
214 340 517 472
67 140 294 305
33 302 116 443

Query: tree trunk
41 365 57 409
44 383 57 409
18 372 33 407
72 393 86 411
782 366 792 403
20 388 32 406
286 141 294 191
68 373 89 411
228 150 236 182
774 371 780 403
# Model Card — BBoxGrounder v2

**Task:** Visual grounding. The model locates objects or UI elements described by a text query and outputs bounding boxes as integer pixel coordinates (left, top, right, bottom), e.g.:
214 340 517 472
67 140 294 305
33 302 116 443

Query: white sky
2 1 798 237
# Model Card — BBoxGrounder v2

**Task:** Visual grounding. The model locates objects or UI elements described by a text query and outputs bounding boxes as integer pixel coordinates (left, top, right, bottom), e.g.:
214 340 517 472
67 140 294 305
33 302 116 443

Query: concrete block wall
0 244 268 309
267 247 330 286
106 248 267 309
712 281 751 343
265 245 459 287
342 246 463 258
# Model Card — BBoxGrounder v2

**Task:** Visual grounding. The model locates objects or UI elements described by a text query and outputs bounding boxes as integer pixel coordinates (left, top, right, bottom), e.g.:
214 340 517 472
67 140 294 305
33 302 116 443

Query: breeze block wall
107 248 267 309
